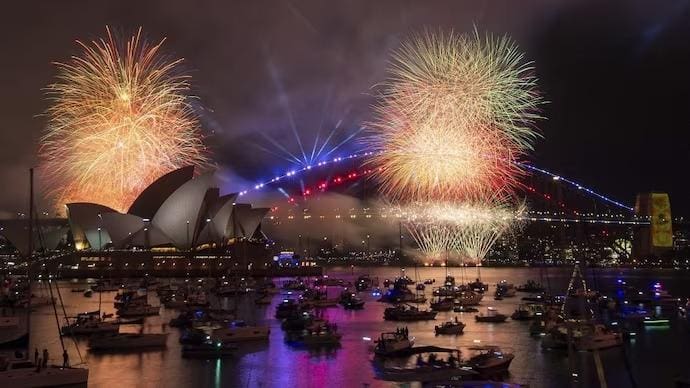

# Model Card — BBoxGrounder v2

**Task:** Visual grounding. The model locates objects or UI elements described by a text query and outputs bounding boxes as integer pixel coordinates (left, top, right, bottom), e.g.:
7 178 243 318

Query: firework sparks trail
395 196 524 263
40 27 208 213
365 29 543 202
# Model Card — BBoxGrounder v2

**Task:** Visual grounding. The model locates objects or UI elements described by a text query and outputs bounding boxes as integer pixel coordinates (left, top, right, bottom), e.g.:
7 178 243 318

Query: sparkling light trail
364 29 543 202
40 27 208 213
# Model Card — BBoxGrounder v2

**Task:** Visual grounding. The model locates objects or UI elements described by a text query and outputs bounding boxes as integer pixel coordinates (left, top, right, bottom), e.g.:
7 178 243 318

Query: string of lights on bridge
238 150 638 218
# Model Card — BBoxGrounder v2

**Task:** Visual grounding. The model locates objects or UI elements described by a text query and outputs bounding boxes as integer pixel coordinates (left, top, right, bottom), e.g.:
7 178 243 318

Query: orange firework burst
40 27 209 213
365 29 542 202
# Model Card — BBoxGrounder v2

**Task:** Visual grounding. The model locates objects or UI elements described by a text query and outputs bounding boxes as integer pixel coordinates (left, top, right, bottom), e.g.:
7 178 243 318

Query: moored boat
384 305 437 321
435 317 465 335
466 346 515 378
374 329 414 356
475 307 508 323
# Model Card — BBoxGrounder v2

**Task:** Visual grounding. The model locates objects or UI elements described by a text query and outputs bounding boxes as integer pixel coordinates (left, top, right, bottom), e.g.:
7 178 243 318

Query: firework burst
397 196 523 263
40 27 208 213
366 29 542 202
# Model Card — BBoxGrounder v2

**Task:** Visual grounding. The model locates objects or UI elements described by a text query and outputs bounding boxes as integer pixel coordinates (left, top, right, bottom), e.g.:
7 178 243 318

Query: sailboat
0 168 88 386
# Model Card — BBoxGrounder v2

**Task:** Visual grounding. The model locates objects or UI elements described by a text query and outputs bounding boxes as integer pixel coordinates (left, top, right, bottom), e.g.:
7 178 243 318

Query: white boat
212 325 270 343
89 333 167 351
0 358 88 388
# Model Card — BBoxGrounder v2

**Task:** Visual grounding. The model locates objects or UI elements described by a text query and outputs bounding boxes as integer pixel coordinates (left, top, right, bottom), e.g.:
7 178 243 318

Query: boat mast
25 168 34 360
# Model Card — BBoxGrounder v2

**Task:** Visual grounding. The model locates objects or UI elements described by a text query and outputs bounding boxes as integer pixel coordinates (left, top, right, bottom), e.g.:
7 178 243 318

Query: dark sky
1 0 689 215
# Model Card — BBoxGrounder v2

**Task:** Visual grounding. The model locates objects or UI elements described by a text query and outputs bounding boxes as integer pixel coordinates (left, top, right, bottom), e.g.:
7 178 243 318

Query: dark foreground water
26 267 690 388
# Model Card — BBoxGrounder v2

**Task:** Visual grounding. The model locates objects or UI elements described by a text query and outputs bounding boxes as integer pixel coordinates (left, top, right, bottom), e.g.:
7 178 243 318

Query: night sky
1 1 689 215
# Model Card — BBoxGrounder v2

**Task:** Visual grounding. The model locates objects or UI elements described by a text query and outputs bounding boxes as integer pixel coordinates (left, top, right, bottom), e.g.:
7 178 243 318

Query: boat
516 280 546 293
356 275 376 291
475 307 508 323
466 346 515 378
510 305 535 321
282 279 307 291
88 333 167 351
435 317 465 335
468 279 488 293
643 315 670 327
375 350 476 382
453 306 479 313
384 305 437 321
116 304 160 317
574 324 622 351
179 328 210 345
275 299 303 319
495 280 516 298
0 315 28 349
110 317 144 325
181 341 236 358
416 283 425 291
378 278 426 304
430 297 454 312
287 323 342 347
455 291 483 306
212 324 270 343
423 279 435 285
521 294 546 303
61 317 119 336
0 357 89 388
340 291 365 310
313 276 346 287
0 170 88 387
373 329 414 356
83 289 93 298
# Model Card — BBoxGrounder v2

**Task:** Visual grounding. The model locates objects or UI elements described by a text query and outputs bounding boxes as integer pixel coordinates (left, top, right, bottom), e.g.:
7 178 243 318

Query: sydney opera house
0 167 273 275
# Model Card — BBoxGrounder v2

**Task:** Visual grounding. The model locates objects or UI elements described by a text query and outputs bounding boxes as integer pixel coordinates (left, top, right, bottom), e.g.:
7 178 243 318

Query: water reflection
22 267 690 387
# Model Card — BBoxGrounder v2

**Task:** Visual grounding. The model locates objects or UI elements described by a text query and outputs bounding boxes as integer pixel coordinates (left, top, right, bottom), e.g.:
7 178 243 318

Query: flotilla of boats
2 259 687 386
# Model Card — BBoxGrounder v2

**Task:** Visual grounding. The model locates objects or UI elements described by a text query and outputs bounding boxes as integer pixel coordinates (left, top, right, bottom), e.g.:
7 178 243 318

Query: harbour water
24 267 690 387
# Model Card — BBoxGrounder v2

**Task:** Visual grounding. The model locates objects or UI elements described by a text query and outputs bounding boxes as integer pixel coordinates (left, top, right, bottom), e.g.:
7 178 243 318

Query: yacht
495 280 516 298
454 291 483 306
294 323 342 347
61 317 119 336
574 324 622 351
0 357 89 388
430 297 454 312
88 333 167 351
516 280 546 293
0 315 28 348
373 330 414 356
475 307 508 323
375 350 476 382
466 346 515 378
434 317 466 335
510 305 535 321
384 305 437 321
